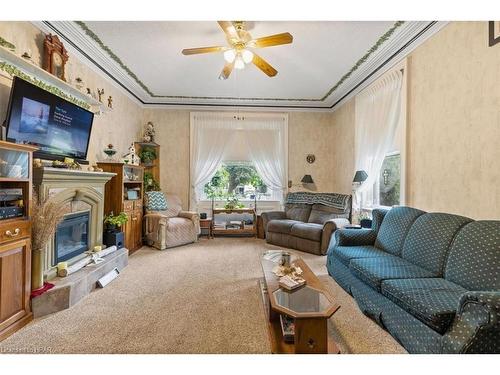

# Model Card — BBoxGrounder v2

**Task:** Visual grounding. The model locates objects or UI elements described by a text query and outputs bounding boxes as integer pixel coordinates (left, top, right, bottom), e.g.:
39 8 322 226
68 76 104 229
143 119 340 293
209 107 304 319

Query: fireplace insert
54 211 90 264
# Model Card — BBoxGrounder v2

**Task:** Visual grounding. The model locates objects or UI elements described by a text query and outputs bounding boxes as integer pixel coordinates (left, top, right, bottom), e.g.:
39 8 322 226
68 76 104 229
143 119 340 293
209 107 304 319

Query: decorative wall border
74 21 405 102
0 61 91 109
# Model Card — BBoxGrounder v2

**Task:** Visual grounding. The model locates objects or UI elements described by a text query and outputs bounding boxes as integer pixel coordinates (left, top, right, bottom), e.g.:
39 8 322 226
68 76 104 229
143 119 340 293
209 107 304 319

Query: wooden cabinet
0 141 36 341
96 162 144 254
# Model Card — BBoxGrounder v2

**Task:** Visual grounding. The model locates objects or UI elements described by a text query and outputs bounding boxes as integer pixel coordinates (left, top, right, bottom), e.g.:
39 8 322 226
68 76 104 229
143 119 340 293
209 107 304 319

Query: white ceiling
36 21 446 110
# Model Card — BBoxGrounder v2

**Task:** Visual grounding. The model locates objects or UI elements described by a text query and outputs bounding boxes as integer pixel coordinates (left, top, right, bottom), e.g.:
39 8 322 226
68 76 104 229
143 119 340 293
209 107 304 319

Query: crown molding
31 20 448 111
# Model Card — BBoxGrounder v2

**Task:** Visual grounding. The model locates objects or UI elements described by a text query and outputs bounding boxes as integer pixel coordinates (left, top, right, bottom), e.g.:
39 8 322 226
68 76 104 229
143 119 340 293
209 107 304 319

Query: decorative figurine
122 143 140 166
143 121 156 143
107 96 113 109
75 77 84 91
97 88 105 103
103 144 117 161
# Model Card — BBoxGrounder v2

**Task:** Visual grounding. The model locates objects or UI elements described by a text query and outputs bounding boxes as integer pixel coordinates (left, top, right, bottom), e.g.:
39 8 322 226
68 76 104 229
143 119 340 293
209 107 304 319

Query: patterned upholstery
290 222 323 242
381 278 467 334
442 291 500 353
334 228 377 247
350 257 436 292
444 221 500 291
267 219 301 234
327 205 500 353
144 191 168 211
285 204 311 222
374 206 425 255
401 213 472 274
331 245 392 266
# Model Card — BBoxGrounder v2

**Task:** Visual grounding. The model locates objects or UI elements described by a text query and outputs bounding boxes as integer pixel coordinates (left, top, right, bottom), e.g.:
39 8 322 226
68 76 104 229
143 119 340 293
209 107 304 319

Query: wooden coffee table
260 254 341 354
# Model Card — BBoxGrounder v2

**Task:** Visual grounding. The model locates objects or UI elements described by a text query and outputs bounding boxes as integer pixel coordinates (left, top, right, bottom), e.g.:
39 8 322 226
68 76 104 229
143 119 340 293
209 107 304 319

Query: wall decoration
43 34 69 81
489 21 500 47
0 61 91 110
306 154 316 164
74 77 84 91
97 88 104 102
0 36 15 51
107 95 113 109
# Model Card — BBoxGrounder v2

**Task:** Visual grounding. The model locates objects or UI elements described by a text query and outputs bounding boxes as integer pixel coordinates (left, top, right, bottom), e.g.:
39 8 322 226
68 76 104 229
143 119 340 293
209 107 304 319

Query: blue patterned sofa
327 206 500 353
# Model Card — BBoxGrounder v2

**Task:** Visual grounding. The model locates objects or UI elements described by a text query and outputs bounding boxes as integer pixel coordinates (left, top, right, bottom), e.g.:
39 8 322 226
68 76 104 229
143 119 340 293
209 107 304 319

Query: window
376 152 401 207
201 161 279 201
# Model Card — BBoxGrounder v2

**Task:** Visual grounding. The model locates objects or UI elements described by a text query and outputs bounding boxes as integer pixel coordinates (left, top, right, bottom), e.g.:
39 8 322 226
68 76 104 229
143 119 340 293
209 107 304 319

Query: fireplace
54 211 90 264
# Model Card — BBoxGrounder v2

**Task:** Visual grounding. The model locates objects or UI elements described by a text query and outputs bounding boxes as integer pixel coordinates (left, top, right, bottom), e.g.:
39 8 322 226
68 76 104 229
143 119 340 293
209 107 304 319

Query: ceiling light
223 49 236 63
234 56 245 70
241 49 254 64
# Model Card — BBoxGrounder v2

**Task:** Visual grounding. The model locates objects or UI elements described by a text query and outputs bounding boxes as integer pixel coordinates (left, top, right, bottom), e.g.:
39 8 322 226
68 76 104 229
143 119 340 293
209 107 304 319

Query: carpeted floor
0 238 406 354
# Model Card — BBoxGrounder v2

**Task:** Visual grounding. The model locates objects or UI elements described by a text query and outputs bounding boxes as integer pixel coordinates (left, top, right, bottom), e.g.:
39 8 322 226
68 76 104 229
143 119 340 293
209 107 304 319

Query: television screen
5 77 94 161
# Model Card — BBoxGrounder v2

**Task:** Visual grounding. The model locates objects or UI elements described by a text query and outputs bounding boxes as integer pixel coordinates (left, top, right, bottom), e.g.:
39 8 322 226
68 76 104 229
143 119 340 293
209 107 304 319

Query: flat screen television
5 77 94 163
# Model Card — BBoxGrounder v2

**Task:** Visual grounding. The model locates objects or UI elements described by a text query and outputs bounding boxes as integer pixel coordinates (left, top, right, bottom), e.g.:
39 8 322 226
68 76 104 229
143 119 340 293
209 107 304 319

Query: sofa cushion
402 213 472 275
308 204 348 225
381 278 467 334
145 191 168 211
267 219 302 235
444 221 500 291
350 257 436 292
285 203 311 222
290 222 323 242
332 245 392 266
374 206 426 256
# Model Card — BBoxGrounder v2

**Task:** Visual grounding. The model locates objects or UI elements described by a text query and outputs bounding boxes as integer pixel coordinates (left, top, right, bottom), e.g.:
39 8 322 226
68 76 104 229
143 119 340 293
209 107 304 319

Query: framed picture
489 21 500 47
126 190 139 200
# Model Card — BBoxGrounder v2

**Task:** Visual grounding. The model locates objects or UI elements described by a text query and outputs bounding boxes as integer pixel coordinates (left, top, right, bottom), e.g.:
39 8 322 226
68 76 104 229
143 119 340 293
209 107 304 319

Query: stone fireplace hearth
33 167 115 280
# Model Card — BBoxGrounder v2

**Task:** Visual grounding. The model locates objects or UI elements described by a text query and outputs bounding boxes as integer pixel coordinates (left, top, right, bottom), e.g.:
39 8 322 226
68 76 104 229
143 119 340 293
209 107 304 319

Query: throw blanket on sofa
286 192 351 211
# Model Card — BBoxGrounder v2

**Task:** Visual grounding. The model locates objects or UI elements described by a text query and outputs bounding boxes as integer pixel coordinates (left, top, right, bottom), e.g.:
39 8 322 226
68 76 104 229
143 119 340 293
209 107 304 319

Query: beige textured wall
143 109 338 209
142 109 191 208
0 22 143 166
329 21 500 219
329 99 355 194
406 21 500 219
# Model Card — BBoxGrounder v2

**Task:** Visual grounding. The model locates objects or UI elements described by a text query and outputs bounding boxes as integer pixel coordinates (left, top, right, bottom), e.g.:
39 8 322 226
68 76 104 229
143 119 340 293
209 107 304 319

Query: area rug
0 238 406 354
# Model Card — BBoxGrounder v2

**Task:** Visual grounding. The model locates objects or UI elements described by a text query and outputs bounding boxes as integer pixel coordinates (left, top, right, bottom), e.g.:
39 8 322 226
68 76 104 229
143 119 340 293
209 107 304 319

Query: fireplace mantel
33 167 115 280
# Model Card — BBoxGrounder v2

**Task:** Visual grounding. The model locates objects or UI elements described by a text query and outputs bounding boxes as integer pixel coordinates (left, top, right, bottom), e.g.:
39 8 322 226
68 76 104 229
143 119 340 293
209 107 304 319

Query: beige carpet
0 238 406 354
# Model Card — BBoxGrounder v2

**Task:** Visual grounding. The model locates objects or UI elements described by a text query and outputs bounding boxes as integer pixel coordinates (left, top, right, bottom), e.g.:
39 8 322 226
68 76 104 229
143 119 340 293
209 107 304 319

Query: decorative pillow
285 203 311 222
145 191 168 211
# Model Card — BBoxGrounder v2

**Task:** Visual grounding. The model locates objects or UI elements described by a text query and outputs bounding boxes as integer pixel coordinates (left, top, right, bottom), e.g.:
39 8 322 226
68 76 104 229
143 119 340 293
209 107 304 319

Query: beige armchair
143 193 199 250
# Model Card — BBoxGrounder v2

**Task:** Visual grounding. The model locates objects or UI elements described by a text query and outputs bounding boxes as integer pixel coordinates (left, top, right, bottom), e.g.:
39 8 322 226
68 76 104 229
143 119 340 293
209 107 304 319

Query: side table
199 218 213 239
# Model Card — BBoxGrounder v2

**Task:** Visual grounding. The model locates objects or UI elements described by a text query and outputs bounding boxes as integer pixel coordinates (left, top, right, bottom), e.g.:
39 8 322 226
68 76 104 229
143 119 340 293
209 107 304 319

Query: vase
31 248 45 291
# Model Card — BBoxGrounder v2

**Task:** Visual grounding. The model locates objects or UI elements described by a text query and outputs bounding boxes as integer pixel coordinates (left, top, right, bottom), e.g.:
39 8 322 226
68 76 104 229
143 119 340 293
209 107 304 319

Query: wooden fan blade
252 53 277 77
249 32 293 48
218 21 240 42
219 61 235 80
182 46 227 55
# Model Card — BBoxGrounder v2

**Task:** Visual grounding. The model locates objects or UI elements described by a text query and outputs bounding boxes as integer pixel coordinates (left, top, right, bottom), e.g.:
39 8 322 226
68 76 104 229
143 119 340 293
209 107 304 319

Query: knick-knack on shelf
97 88 104 103
143 121 155 143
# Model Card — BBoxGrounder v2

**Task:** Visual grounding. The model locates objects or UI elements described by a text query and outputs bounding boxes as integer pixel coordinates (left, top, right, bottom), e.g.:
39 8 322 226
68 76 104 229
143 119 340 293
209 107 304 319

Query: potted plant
104 212 128 233
139 147 157 165
144 172 160 192
224 196 244 210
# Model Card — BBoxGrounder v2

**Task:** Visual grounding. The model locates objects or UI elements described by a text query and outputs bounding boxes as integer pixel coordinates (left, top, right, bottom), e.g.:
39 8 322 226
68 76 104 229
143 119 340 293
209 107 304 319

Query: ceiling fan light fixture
241 49 254 64
234 56 245 70
223 49 236 63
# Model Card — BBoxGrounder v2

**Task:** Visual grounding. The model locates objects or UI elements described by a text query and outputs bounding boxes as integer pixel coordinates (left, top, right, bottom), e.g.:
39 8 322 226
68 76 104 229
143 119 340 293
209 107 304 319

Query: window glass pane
203 161 275 201
378 153 401 207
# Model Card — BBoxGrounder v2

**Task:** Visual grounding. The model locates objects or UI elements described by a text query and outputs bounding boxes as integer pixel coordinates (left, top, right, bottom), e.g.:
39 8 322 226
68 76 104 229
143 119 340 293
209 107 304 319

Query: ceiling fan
181 21 293 80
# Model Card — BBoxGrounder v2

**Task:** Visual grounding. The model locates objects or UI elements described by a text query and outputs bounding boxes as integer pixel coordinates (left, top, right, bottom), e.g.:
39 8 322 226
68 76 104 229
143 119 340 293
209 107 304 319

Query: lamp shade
353 170 368 183
301 174 314 184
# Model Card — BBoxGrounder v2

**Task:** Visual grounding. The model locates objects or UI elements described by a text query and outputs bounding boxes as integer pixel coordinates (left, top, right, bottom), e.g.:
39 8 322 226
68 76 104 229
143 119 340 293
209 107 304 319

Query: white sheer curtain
354 69 403 210
189 113 235 210
243 116 288 202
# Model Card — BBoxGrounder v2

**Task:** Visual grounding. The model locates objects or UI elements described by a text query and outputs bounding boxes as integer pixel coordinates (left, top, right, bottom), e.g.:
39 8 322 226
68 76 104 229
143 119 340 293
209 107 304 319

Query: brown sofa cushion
308 204 349 224
290 223 323 242
267 219 302 234
285 203 311 222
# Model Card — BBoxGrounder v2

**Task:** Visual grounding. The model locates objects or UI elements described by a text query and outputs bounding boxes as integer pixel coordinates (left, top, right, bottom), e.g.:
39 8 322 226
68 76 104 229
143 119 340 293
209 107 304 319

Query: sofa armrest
320 218 350 255
261 211 286 233
178 211 200 236
442 291 500 353
334 228 377 247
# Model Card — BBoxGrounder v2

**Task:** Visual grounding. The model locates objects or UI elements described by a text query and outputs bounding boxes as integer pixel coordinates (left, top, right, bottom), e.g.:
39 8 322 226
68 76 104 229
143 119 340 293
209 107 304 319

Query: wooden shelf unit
134 142 160 190
96 162 144 253
0 141 37 341
212 207 257 237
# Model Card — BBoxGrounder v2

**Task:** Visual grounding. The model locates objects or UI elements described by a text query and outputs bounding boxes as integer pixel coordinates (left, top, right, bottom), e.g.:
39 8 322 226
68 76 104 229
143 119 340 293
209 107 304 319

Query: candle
93 245 102 253
57 262 68 277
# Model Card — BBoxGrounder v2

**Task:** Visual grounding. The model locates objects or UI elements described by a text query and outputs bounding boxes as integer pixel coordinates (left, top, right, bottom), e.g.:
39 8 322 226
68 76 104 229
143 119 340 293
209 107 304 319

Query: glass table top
273 286 331 314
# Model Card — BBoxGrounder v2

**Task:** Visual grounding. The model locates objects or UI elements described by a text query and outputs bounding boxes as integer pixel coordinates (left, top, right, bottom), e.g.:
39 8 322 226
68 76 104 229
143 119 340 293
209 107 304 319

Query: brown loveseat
261 192 352 255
